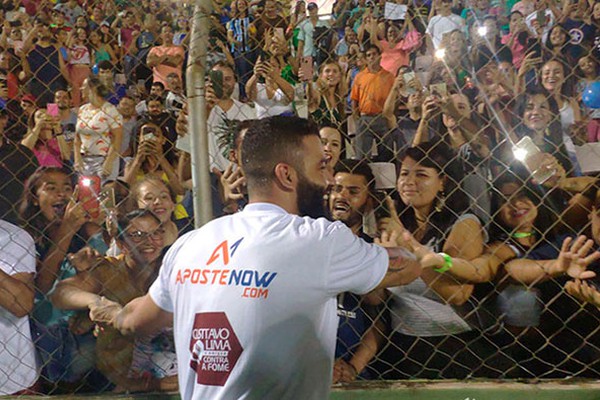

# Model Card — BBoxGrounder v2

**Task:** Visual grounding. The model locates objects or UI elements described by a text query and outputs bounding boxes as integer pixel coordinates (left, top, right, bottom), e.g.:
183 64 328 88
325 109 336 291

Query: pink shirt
502 33 527 69
34 138 63 167
379 31 421 76
148 45 185 88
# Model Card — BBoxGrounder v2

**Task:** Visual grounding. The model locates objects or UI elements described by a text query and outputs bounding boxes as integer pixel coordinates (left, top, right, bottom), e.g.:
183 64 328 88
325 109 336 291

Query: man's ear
274 163 296 192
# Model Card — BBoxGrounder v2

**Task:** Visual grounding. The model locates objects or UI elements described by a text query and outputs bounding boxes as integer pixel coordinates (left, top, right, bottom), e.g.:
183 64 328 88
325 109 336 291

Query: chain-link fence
1 0 600 396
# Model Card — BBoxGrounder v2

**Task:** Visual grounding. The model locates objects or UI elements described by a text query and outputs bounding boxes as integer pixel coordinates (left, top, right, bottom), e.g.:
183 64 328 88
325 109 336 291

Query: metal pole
186 0 213 228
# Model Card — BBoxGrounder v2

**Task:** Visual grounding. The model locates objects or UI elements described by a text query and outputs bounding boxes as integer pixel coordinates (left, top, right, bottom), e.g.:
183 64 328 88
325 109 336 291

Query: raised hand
556 236 600 279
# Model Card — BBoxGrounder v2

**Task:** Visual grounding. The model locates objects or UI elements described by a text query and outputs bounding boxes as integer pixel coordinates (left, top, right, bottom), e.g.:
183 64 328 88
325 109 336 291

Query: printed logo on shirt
175 237 278 299
569 28 584 45
189 312 243 386
207 237 244 266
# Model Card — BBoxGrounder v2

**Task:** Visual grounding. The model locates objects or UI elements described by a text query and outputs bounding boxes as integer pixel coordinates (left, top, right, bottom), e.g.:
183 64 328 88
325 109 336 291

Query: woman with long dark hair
18 167 104 391
375 142 489 379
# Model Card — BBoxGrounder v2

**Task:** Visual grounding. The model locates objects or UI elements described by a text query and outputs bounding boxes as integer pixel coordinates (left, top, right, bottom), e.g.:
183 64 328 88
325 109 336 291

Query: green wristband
434 252 453 273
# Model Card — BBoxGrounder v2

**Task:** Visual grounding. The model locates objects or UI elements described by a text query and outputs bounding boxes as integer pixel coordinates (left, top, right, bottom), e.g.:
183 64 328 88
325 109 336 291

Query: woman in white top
375 142 491 379
540 59 583 173
74 76 123 181
245 57 294 119
67 27 91 107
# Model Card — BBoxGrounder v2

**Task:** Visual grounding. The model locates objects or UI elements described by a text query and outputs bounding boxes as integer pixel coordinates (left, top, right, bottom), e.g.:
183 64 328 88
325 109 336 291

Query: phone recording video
209 69 224 99
78 175 101 219
141 125 157 141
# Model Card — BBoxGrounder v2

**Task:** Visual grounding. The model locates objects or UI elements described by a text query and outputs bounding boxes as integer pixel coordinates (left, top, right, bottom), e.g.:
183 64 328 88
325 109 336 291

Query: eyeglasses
125 228 165 242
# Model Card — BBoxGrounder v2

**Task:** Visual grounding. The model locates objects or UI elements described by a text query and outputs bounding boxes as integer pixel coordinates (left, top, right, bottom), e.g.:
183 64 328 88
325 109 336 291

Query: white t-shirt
254 83 293 119
149 203 388 400
0 220 38 395
77 102 123 156
426 14 465 49
207 100 255 171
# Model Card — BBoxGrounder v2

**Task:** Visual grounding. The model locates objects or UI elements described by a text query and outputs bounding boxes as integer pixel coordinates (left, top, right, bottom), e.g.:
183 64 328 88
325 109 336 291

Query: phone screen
300 56 314 82
210 70 224 99
46 103 59 117
78 175 101 219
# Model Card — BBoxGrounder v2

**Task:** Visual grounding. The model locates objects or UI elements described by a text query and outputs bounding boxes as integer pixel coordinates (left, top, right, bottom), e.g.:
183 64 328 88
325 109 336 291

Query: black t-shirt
0 140 39 224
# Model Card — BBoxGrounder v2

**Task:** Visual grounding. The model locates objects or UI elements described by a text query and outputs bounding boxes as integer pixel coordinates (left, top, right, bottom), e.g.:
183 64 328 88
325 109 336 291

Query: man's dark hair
212 60 236 77
242 116 319 191
146 94 164 105
334 159 376 195
151 81 166 90
364 44 381 55
97 60 113 71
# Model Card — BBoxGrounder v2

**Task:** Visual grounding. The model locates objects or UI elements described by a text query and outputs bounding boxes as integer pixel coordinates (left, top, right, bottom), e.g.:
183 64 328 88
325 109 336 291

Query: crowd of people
2 0 600 395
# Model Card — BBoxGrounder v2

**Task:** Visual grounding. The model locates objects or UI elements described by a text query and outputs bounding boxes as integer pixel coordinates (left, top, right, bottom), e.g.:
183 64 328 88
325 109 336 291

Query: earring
435 191 445 213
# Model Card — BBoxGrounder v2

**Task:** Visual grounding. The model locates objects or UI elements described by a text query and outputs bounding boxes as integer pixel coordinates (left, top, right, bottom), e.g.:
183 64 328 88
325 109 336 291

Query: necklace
512 232 534 238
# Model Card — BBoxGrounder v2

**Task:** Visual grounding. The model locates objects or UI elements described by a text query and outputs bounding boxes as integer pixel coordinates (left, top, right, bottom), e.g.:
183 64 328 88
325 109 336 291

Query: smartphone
78 175 101 219
536 10 546 26
99 187 116 210
46 103 59 117
527 38 542 58
513 136 556 184
429 82 447 98
141 125 157 141
300 56 314 82
403 72 417 95
172 100 184 110
274 27 285 40
209 69 224 99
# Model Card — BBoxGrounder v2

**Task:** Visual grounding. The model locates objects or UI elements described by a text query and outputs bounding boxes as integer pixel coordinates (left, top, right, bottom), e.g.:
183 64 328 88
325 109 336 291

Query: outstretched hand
556 236 600 279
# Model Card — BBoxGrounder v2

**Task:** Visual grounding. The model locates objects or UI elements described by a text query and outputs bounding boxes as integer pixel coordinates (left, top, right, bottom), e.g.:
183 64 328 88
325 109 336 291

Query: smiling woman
50 209 178 393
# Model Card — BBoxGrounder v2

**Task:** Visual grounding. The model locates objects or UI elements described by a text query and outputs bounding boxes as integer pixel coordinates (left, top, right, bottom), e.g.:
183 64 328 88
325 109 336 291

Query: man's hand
89 296 123 325
332 358 358 384
214 163 246 204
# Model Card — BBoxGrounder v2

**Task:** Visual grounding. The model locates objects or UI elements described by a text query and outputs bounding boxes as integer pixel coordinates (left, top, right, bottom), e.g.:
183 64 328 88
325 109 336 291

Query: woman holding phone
307 61 347 131
21 108 70 168
123 122 185 198
18 167 104 391
245 56 295 118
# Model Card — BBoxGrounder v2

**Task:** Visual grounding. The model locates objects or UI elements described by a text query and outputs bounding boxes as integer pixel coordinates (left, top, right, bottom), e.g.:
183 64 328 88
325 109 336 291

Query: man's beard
296 171 327 219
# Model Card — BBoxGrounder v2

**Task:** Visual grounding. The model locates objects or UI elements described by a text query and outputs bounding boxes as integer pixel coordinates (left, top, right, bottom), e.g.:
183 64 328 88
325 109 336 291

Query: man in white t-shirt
0 220 38 395
426 0 465 49
90 116 421 399
209 62 255 172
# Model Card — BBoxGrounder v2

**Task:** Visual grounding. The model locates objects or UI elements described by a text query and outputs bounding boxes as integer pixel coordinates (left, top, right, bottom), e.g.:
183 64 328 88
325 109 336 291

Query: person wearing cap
297 2 333 71
53 0 85 26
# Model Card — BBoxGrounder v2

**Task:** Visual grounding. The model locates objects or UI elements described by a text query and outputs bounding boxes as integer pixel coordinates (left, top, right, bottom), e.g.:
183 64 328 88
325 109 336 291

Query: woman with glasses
51 209 178 392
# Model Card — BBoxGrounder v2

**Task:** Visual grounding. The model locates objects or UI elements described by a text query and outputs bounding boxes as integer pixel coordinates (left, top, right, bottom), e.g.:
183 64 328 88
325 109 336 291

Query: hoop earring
435 191 445 213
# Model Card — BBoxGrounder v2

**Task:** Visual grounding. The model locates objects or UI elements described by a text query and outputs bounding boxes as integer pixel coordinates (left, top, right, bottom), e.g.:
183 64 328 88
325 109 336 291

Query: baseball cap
100 20 110 27
21 94 37 105
307 2 318 10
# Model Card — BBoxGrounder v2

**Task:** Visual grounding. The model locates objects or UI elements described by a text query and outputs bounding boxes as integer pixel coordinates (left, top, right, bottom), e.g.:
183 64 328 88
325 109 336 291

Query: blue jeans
355 115 395 162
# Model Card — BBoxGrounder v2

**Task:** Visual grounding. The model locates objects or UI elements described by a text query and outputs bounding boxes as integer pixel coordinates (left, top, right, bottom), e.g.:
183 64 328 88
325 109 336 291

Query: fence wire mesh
1 0 600 396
